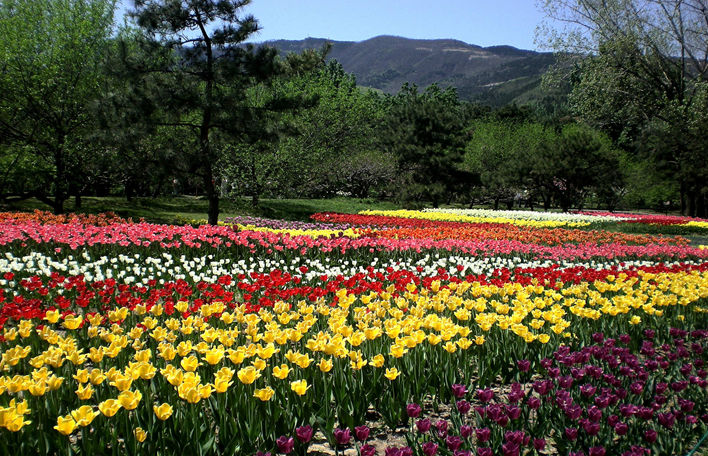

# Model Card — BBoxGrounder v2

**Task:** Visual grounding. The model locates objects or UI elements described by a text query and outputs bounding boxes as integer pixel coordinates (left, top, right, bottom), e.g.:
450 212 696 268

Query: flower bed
0 210 706 455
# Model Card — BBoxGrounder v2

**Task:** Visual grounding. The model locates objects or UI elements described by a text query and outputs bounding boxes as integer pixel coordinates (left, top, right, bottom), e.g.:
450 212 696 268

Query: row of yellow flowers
359 210 592 228
1 268 706 449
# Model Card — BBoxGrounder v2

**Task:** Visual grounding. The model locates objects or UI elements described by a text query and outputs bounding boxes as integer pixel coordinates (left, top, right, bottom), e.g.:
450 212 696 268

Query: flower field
0 209 706 455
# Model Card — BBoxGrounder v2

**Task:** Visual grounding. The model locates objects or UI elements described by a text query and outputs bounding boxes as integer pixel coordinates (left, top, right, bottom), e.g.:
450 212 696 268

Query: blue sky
116 0 547 50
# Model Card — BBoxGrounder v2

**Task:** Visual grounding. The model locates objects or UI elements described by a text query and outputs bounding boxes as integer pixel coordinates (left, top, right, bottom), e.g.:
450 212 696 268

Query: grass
0 196 400 224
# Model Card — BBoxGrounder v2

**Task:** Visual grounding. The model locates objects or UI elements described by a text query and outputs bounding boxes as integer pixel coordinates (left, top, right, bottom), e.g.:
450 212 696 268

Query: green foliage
383 84 473 207
0 0 116 212
532 124 623 212
465 121 552 209
223 60 392 201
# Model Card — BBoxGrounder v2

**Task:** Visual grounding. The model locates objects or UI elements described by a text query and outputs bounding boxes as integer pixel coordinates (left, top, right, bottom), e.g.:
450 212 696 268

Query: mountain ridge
257 35 558 106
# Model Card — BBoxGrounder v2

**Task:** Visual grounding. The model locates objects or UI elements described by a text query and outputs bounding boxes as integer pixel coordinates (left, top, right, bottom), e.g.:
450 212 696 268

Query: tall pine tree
123 0 285 224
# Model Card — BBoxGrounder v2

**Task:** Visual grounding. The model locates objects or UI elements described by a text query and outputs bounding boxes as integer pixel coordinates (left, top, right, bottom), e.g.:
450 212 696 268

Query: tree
538 0 708 216
465 121 552 210
121 0 300 224
382 84 473 207
0 0 116 213
532 124 623 212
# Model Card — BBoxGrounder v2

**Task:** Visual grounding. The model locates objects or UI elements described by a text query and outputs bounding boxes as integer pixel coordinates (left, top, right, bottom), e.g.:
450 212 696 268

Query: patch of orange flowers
0 210 134 226
366 224 688 246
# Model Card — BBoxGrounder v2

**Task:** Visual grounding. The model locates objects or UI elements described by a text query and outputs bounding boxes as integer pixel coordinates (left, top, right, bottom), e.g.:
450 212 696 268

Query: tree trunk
697 192 706 218
204 172 219 225
687 191 696 217
493 197 499 210
75 193 82 209
53 144 66 214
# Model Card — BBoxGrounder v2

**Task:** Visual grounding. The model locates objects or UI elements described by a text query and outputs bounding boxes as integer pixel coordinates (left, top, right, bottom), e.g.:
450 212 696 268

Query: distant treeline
1 0 706 223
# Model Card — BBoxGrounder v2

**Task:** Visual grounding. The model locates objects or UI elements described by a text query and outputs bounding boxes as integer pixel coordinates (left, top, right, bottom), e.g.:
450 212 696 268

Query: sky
116 0 548 51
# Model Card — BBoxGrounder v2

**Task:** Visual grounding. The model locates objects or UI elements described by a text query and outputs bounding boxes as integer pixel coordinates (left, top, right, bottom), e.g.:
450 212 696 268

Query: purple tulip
360 445 376 456
527 396 541 410
451 384 467 398
456 400 471 414
256 452 272 456
446 436 462 452
477 448 493 456
477 388 494 403
565 427 578 440
589 447 606 456
400 447 413 456
385 448 401 456
435 420 448 438
644 329 655 339
588 406 602 422
453 451 471 456
354 425 370 442
416 419 431 433
476 427 491 443
643 429 658 443
333 428 351 445
406 403 422 418
517 359 530 372
501 441 520 456
615 421 628 436
592 332 605 343
460 425 474 438
533 438 546 451
619 334 631 344
276 436 294 455
421 442 438 456
295 425 313 444
630 382 644 395
658 412 675 429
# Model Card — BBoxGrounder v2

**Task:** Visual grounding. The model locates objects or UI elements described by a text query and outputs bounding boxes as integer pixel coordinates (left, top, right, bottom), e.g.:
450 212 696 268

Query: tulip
290 379 309 396
476 427 491 443
451 384 467 398
276 436 294 454
446 436 462 451
333 427 351 445
153 403 173 421
134 427 147 443
407 403 422 418
421 442 438 456
54 415 77 436
416 419 431 433
296 425 313 443
360 445 376 456
460 425 473 438
354 425 370 442
70 406 99 427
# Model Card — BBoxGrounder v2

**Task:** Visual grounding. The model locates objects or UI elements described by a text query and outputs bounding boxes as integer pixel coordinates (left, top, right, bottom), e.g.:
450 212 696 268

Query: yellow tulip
75 383 94 400
272 364 291 380
44 309 60 324
253 387 275 401
237 366 260 385
134 427 147 443
180 355 200 372
118 390 142 410
318 358 333 373
71 406 99 427
98 399 122 417
204 347 225 365
290 379 309 396
54 415 77 435
153 403 173 421
384 368 400 381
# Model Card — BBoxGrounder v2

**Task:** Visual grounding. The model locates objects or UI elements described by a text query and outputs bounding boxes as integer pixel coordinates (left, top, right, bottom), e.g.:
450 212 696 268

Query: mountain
259 35 560 106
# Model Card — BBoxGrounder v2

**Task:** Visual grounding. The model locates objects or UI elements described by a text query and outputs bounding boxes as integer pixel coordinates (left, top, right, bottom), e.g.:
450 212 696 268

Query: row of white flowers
0 251 694 287
422 208 630 223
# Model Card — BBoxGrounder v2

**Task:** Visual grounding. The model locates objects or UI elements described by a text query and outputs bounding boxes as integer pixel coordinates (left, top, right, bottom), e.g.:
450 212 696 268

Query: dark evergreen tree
382 84 473 207
121 0 292 224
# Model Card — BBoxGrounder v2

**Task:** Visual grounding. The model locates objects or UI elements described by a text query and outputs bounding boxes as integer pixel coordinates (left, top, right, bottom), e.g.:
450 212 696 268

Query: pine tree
123 0 287 224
